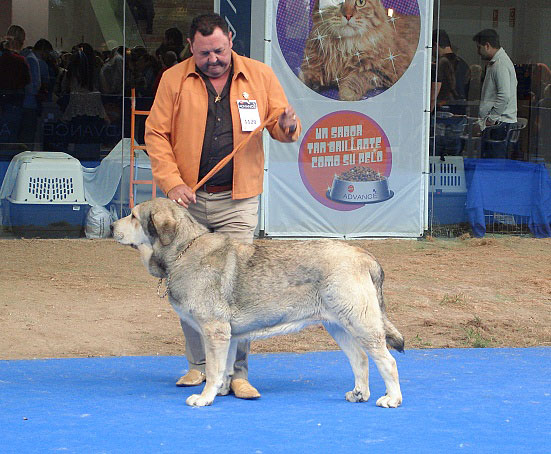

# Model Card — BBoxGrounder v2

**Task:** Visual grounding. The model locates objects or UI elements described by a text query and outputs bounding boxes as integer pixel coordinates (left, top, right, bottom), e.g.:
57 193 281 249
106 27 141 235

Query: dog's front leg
186 321 231 407
218 338 238 396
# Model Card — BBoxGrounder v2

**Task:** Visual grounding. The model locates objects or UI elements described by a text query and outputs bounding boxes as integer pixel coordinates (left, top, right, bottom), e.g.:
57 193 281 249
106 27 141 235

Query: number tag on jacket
237 100 261 132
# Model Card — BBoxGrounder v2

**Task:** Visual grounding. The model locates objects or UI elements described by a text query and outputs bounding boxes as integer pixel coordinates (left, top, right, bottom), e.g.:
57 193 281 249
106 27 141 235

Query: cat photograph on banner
276 0 421 101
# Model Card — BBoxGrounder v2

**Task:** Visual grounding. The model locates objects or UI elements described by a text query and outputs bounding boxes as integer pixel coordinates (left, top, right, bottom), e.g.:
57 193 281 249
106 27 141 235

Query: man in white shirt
473 29 518 158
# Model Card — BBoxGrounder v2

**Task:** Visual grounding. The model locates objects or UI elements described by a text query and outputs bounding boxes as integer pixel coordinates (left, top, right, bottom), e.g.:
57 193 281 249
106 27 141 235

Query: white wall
12 0 49 48
48 0 107 52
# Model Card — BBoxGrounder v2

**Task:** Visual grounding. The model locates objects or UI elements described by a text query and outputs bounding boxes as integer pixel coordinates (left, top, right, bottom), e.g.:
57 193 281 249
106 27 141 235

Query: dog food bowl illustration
326 166 394 204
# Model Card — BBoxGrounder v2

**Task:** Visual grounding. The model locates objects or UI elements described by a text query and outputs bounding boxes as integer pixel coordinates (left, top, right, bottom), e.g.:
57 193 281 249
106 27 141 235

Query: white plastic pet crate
4 152 88 236
428 156 467 225
428 156 466 193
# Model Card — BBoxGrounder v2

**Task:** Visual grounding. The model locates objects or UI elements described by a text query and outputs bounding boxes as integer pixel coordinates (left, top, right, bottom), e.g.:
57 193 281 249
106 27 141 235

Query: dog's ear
150 211 178 246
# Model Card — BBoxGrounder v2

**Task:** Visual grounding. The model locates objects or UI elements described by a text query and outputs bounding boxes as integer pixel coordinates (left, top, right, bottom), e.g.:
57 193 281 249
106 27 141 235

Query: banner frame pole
422 0 436 232
258 0 273 237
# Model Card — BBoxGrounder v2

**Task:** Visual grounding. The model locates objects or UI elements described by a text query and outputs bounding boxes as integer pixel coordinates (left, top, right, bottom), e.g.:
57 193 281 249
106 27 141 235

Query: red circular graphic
298 111 393 211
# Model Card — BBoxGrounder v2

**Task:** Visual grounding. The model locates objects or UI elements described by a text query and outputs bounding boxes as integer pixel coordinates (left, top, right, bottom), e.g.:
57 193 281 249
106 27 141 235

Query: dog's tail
368 259 386 312
384 316 405 353
366 253 404 352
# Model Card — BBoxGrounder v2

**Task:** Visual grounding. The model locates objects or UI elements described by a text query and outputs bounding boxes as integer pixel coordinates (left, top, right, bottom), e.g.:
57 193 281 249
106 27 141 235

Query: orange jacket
145 51 301 199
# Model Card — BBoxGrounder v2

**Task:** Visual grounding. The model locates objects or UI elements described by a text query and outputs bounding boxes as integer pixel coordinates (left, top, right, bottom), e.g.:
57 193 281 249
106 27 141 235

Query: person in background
33 39 59 103
127 0 155 35
432 29 471 115
156 27 189 62
100 46 125 95
53 43 108 153
467 64 483 117
152 50 178 95
58 43 101 98
145 13 301 400
6 25 40 146
53 51 72 100
430 61 442 113
0 27 31 143
473 29 517 158
129 46 160 98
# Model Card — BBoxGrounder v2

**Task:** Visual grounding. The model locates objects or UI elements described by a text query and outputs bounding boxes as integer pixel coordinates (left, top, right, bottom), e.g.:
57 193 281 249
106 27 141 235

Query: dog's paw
376 394 402 408
217 381 231 396
186 394 214 407
345 389 370 403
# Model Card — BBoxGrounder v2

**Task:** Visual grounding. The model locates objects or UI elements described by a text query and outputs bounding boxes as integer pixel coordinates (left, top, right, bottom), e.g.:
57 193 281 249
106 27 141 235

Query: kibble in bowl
338 166 386 182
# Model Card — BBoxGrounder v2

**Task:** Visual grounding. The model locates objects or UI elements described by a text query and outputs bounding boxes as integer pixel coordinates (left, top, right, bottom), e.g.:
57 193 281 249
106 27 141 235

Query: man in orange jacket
145 13 301 399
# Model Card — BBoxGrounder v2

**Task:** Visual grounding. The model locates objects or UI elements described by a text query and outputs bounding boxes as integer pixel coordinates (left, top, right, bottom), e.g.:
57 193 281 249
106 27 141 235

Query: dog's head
112 198 206 249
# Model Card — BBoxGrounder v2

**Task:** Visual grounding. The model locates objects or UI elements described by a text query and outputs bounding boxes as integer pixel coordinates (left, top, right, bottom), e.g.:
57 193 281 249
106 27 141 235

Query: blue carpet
0 348 549 453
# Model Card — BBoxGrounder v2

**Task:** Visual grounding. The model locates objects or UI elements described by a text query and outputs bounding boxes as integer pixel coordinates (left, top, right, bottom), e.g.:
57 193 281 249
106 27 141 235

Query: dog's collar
157 238 196 299
175 238 196 262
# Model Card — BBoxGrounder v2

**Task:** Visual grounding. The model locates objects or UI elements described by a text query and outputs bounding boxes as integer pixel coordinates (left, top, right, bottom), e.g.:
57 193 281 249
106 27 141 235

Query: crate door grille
27 176 75 201
429 157 466 193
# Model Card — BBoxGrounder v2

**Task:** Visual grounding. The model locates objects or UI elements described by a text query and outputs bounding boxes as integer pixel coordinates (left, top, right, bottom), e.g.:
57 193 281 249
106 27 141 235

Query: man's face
189 27 233 79
476 42 493 61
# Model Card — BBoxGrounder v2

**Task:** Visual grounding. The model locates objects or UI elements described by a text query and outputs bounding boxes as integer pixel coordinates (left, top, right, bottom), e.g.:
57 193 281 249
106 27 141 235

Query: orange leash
191 108 285 193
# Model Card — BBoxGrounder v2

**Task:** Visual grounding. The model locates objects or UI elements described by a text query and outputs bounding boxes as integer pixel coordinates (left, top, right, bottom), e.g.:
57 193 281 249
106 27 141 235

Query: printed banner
265 0 430 237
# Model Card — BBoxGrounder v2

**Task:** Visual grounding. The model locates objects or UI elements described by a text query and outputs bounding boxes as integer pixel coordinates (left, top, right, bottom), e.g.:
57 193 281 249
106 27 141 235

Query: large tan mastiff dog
112 198 404 407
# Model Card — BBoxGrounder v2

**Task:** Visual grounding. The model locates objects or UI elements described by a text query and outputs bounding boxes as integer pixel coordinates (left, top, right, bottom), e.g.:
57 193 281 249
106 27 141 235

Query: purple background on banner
276 0 420 100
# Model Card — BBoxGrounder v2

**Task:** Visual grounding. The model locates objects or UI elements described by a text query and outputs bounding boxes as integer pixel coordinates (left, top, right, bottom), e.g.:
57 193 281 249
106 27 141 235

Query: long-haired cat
300 0 420 101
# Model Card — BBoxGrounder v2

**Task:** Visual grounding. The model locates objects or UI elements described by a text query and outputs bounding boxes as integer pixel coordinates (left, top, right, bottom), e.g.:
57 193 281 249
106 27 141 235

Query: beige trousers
182 190 259 380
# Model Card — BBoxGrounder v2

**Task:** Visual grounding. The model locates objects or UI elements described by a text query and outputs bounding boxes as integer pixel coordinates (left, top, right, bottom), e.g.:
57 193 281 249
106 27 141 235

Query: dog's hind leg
323 322 370 403
361 336 402 408
340 317 402 407
186 321 231 407
325 278 402 408
336 316 402 407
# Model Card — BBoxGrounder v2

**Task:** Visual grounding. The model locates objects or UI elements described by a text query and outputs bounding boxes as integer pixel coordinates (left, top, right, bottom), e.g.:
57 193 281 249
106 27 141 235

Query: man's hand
167 184 196 208
278 106 298 133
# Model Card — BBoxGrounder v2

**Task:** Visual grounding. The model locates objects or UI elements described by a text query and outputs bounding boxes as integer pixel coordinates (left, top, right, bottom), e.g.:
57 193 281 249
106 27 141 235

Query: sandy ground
1 235 550 360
